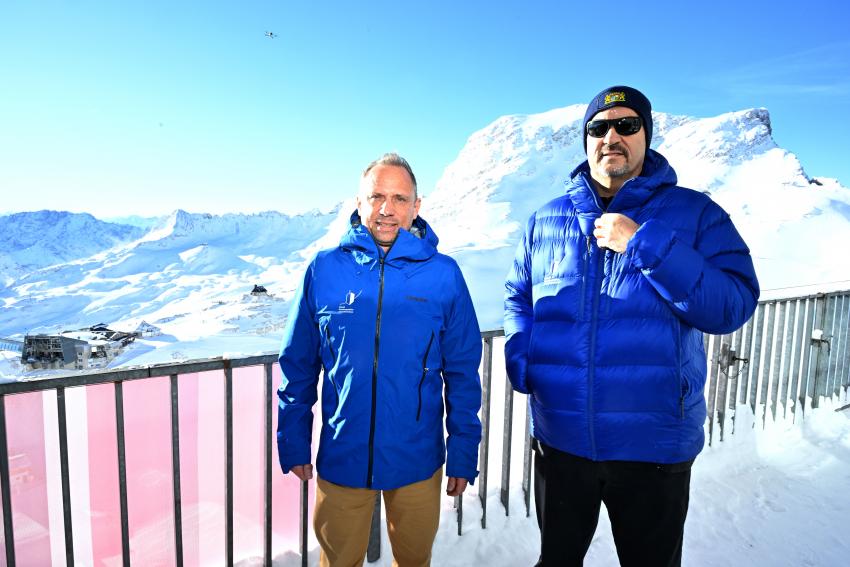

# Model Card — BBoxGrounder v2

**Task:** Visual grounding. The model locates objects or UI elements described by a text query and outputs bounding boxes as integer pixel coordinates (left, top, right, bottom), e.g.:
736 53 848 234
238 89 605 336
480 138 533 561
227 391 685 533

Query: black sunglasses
586 116 642 138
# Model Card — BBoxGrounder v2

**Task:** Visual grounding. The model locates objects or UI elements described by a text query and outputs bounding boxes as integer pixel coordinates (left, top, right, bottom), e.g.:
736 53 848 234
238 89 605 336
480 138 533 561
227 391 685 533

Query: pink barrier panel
86 384 122 566
0 362 317 566
2 392 51 566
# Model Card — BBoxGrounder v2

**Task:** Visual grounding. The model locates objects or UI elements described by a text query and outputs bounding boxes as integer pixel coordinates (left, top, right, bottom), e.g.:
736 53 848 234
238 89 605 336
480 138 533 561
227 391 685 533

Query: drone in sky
265 31 277 39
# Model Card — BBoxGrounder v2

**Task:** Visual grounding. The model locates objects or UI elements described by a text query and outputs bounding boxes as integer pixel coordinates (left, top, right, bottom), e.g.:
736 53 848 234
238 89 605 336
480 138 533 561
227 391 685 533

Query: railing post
521 402 532 517
758 302 778 428
775 301 795 421
115 381 131 567
300 479 309 567
455 493 463 536
264 363 274 567
783 299 804 420
478 336 493 529
838 295 850 401
500 375 514 516
797 297 817 419
748 304 767 414
714 340 731 442
169 374 184 567
705 335 721 445
763 302 785 426
367 493 381 562
828 294 848 399
224 364 234 566
0 395 17 567
730 318 750 434
811 295 831 409
57 387 75 566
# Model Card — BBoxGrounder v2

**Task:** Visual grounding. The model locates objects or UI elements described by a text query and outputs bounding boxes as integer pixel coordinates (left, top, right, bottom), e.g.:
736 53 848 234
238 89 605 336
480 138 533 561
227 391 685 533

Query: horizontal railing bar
0 354 280 395
759 289 850 304
481 329 505 339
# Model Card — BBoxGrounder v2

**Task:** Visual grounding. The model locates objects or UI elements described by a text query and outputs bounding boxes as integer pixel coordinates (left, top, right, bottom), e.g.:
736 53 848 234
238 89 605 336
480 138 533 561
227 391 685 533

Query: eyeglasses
586 116 642 138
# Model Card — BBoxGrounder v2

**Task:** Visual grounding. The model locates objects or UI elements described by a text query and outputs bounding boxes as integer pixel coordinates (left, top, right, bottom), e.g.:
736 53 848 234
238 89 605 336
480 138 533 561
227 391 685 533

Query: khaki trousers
314 469 443 567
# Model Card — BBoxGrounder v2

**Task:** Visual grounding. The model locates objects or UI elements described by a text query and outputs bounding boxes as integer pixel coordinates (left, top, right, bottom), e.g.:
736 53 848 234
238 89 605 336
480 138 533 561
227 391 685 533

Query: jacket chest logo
543 258 562 285
338 290 362 314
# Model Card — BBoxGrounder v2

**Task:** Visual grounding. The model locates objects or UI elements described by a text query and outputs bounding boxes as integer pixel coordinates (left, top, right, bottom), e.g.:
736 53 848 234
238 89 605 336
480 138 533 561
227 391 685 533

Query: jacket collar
341 211 438 264
566 149 678 214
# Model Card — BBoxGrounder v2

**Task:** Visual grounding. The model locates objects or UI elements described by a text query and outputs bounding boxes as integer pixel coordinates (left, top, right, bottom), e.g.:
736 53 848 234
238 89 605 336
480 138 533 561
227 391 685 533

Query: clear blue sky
1 0 848 219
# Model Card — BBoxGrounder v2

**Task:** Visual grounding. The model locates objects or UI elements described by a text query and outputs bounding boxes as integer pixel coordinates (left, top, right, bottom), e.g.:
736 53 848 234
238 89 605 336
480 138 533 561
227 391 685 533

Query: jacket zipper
367 257 386 488
587 243 605 459
323 326 340 406
603 249 613 316
416 331 436 421
580 236 591 318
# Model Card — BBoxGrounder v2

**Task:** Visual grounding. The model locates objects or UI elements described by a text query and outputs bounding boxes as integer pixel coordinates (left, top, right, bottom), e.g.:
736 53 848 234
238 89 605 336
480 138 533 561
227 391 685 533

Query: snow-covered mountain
0 211 146 285
2 104 850 377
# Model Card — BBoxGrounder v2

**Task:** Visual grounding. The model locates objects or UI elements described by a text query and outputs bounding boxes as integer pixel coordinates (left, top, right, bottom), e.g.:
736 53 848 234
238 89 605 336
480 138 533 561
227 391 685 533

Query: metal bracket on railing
718 342 749 380
811 329 832 353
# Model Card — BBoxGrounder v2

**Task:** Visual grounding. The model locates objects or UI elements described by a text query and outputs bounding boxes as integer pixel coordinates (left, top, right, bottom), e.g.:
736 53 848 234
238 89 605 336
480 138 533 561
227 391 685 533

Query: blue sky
1 0 848 219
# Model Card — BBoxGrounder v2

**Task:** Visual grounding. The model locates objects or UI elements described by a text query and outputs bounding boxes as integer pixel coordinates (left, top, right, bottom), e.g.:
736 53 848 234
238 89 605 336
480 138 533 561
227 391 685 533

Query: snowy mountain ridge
0 211 146 285
2 104 850 376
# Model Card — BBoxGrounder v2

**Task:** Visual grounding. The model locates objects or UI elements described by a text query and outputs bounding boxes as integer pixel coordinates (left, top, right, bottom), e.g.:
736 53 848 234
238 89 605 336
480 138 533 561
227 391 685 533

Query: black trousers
533 440 692 567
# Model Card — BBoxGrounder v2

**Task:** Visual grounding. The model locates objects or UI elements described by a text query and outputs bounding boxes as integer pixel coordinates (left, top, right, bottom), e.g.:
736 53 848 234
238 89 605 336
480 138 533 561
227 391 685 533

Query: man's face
586 107 646 194
357 164 421 250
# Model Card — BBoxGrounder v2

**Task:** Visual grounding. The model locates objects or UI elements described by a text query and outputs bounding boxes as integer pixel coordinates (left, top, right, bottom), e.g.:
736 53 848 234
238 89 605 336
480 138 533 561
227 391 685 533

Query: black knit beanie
582 85 653 151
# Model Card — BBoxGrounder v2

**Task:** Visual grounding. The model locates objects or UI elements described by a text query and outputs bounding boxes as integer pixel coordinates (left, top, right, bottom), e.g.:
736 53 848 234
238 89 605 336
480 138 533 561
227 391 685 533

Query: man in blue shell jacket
504 86 760 566
278 153 482 567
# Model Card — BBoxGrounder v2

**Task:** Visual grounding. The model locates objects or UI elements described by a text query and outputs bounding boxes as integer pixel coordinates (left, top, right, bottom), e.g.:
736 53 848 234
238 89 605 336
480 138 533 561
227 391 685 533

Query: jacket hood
341 210 438 263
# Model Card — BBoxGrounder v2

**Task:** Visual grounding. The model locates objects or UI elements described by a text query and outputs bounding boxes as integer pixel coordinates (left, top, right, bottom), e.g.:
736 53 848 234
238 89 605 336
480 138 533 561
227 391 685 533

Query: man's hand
593 213 639 253
446 477 468 497
291 464 313 481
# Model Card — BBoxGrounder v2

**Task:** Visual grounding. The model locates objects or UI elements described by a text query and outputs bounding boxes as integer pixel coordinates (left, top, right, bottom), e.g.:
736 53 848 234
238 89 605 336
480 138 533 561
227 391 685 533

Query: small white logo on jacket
338 290 362 313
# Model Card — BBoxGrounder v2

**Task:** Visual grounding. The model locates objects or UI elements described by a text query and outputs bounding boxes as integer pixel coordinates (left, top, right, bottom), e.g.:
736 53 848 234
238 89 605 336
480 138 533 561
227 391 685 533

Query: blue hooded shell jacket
504 150 759 464
278 213 482 490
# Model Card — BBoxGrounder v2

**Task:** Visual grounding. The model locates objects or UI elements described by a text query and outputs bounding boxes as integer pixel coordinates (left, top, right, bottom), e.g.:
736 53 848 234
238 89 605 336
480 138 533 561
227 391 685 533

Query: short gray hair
361 152 418 198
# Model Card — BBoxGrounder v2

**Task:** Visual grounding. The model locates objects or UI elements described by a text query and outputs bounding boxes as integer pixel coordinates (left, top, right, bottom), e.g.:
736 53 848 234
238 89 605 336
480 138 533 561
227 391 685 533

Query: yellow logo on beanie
604 92 626 104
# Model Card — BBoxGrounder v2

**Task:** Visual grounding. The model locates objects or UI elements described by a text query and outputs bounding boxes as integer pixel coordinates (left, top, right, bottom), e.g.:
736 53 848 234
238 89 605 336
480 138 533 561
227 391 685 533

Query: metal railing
0 291 848 566
0 355 280 567
702 290 850 444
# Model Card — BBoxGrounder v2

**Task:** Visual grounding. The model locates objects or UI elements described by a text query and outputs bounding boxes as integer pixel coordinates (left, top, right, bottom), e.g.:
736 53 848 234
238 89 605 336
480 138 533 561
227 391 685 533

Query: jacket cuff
279 445 311 475
627 219 675 271
446 441 479 485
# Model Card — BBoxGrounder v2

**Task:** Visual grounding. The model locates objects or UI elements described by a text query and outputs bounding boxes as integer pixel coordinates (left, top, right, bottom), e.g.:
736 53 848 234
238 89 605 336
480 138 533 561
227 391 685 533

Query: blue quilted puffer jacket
278 213 482 490
504 150 759 464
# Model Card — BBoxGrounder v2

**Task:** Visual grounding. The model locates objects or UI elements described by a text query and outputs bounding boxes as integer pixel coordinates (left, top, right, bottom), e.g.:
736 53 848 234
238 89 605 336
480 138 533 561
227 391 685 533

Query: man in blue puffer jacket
278 153 482 567
504 86 759 566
